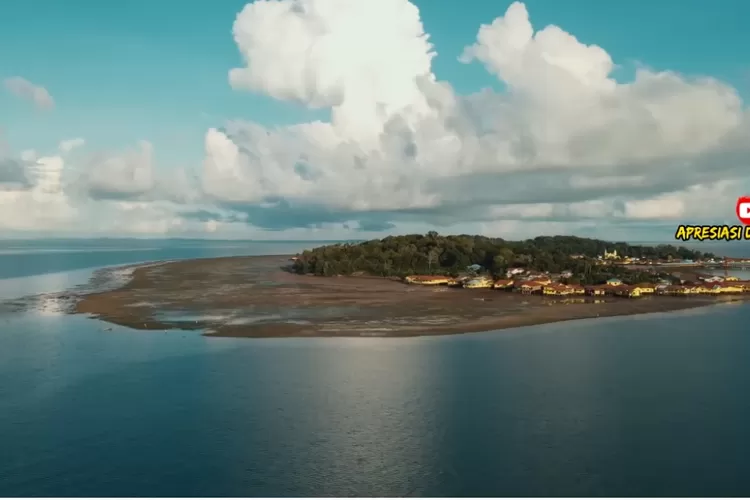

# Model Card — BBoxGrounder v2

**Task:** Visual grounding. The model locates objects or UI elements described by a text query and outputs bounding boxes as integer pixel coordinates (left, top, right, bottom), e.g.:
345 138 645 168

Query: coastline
68 255 750 338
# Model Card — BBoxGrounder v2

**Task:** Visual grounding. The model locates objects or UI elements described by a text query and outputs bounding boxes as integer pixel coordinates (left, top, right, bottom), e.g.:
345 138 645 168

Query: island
72 233 750 338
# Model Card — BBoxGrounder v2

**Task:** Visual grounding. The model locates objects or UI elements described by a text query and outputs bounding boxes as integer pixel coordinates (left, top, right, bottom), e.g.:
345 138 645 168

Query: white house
506 268 525 276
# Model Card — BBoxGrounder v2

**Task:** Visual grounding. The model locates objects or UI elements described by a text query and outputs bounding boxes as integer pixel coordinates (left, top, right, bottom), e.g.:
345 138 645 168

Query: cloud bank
2 0 749 239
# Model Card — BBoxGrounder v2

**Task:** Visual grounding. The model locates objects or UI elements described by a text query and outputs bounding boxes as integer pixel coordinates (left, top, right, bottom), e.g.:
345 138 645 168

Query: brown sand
72 255 746 338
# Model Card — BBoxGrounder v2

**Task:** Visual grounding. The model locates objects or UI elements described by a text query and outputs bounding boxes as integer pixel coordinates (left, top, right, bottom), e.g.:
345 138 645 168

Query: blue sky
1 0 749 240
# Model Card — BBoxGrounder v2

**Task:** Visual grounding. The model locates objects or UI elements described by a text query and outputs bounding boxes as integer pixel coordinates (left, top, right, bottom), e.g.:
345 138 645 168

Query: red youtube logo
737 197 750 225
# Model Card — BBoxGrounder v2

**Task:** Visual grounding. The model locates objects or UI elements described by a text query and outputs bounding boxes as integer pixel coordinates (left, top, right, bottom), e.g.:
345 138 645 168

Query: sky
1 0 749 241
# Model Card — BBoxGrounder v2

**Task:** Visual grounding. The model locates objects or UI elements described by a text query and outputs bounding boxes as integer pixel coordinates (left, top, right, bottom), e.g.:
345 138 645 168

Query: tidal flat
66 255 748 338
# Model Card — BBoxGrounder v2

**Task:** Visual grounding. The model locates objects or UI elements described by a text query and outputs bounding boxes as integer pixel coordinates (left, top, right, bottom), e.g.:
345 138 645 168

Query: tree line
290 232 714 285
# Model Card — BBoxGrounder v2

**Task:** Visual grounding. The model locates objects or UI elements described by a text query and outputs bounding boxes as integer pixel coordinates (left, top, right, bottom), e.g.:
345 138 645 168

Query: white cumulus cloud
3 77 55 110
200 0 749 234
59 138 85 153
229 0 435 144
0 140 206 237
82 141 155 200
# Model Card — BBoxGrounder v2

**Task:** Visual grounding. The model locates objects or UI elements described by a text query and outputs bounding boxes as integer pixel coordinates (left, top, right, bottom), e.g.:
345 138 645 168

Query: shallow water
1 240 750 496
153 305 363 326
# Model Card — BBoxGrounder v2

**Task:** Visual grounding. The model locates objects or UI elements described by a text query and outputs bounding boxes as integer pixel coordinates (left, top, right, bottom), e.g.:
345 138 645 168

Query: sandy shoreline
66 255 750 338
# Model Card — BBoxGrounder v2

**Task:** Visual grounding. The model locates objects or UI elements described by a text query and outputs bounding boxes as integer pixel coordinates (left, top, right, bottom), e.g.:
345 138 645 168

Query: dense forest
290 233 715 285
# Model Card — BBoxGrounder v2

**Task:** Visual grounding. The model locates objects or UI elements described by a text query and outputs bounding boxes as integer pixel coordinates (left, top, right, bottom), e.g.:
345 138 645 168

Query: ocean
1 239 749 496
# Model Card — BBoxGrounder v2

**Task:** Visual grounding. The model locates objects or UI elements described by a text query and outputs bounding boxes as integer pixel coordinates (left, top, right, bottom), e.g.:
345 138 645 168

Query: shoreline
203 299 736 339
70 255 749 338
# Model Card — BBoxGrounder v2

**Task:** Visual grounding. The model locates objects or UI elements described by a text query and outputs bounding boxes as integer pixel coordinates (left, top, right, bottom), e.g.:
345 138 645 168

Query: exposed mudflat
62 255 748 338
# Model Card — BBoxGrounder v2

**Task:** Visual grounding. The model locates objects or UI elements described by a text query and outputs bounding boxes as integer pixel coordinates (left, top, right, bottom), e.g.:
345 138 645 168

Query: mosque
602 248 619 260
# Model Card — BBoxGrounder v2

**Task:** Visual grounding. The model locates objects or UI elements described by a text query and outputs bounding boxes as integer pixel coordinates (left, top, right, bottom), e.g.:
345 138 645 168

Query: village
402 248 750 299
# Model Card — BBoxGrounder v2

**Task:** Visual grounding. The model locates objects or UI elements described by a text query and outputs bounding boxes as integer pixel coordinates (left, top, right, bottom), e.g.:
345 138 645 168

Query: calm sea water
1 239 750 496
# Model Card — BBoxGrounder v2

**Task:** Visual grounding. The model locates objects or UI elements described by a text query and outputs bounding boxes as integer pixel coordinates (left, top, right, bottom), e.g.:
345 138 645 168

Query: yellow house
404 275 452 285
518 281 543 294
635 283 655 294
615 286 641 298
543 284 571 296
493 279 514 290
725 276 739 281
464 277 494 289
714 284 744 293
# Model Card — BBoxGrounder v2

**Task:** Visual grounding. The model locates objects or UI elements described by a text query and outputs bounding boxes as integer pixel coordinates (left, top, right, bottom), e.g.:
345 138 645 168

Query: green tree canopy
291 233 714 284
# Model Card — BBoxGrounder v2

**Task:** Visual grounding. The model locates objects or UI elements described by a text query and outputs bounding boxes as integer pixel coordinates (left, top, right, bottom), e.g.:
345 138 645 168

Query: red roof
519 280 544 287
